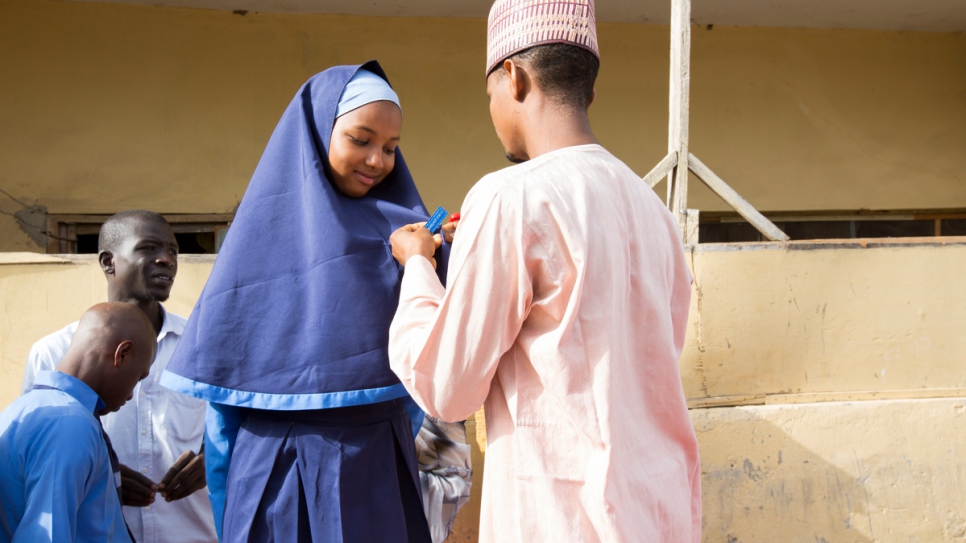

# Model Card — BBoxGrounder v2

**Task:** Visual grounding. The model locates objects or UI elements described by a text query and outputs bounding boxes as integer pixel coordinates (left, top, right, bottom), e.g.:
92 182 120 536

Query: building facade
1 0 964 541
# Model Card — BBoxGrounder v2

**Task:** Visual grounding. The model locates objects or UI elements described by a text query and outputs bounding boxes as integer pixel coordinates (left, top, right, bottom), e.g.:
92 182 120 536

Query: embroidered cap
486 0 599 77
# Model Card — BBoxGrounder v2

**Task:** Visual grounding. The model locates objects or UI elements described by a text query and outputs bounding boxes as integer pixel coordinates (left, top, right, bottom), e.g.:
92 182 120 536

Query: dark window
698 211 966 244
699 222 763 243
76 234 99 254
854 220 933 238
46 214 231 254
942 219 966 236
776 221 853 240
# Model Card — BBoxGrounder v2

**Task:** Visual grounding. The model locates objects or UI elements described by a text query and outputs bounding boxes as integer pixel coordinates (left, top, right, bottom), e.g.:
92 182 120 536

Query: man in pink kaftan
388 1 702 541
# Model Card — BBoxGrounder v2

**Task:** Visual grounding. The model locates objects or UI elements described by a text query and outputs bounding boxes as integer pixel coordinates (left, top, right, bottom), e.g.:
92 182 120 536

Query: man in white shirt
22 210 217 543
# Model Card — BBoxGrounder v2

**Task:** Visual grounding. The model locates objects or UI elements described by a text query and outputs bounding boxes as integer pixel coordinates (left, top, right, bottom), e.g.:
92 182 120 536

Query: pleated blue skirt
222 399 432 543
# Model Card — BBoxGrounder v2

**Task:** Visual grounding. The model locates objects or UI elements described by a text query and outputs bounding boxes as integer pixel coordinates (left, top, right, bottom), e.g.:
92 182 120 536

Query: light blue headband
335 69 401 118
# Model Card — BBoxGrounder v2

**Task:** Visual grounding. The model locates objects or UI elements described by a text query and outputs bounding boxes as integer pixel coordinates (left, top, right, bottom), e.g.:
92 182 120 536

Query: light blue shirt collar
33 370 106 415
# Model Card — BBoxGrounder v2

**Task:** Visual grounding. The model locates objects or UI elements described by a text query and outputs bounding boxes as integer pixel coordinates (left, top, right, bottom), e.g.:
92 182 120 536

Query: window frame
45 213 233 254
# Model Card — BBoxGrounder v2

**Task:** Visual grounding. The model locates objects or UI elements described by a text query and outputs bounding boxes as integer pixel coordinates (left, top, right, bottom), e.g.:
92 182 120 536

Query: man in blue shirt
0 302 157 543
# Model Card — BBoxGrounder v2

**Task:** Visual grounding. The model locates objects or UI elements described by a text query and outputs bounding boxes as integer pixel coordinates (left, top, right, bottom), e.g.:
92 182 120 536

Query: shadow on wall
694 398 966 543
697 407 873 543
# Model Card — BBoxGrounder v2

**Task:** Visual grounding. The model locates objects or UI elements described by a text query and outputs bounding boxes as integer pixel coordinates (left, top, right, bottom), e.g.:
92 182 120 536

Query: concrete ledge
689 236 966 253
0 252 72 265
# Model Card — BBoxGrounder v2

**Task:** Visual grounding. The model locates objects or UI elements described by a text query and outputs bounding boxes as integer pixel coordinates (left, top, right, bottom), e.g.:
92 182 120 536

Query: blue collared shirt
22 307 216 543
0 371 131 543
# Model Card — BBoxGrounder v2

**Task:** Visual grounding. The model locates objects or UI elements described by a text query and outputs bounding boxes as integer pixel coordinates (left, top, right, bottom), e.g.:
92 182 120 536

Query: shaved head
98 210 170 254
70 302 157 357
59 302 158 413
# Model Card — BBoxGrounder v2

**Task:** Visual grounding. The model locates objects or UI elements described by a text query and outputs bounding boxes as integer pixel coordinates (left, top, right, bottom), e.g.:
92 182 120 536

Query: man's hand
440 218 460 244
120 463 157 507
158 450 206 502
391 223 442 268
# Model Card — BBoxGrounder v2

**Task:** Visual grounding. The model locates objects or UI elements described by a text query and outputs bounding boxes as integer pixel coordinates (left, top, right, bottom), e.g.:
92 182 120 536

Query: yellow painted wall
681 240 966 404
0 254 209 397
1 0 965 251
2 240 964 540
694 398 966 542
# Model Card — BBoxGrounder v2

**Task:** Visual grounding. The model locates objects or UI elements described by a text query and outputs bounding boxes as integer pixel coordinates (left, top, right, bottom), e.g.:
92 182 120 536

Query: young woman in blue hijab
161 62 442 542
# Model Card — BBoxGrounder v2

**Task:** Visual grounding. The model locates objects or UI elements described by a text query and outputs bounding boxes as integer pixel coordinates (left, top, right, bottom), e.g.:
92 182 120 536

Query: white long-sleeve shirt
22 306 217 543
390 144 701 543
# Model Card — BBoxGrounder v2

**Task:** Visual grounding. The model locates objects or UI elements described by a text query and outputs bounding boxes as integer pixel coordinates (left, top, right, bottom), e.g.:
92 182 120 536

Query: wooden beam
687 153 790 242
643 151 678 188
685 209 700 245
667 0 692 237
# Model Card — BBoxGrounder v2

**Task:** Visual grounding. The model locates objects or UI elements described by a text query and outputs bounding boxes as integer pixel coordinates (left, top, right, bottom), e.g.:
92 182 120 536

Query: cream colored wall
2 240 964 540
1 0 964 251
681 240 966 404
693 398 966 542
0 254 210 398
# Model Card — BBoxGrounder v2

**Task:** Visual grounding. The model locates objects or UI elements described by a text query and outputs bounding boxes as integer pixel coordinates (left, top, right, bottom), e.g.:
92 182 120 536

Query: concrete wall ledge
689 388 966 409
690 235 966 253
0 253 73 265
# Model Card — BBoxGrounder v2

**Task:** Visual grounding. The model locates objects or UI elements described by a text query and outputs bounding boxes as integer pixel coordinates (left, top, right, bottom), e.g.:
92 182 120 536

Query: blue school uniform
161 61 444 542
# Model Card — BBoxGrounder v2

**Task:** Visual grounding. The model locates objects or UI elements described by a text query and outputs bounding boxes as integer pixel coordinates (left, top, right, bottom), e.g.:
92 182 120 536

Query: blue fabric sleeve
204 402 245 541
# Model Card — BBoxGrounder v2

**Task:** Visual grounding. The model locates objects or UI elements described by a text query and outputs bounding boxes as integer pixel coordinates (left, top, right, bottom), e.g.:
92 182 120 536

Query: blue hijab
162 61 445 411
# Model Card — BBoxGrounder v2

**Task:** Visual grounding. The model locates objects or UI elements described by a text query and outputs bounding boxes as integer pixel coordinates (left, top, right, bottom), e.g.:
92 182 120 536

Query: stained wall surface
1 0 965 251
2 240 963 541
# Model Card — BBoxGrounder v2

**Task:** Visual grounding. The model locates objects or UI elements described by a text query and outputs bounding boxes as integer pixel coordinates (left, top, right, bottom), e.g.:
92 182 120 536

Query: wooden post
645 0 789 244
685 209 700 245
667 0 691 238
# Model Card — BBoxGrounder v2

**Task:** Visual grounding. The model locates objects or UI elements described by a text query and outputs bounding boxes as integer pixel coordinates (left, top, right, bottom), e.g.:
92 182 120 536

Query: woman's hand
391 223 442 268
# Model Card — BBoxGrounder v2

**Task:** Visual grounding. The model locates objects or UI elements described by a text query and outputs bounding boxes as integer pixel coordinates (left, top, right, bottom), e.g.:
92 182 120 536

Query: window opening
699 210 966 243
46 214 232 254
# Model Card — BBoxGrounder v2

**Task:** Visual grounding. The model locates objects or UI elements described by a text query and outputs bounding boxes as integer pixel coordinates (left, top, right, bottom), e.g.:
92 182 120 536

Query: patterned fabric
415 416 472 543
486 0 599 75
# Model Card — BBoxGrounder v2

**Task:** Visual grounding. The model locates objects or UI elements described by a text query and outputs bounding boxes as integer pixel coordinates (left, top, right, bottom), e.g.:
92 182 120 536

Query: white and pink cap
486 0 600 76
